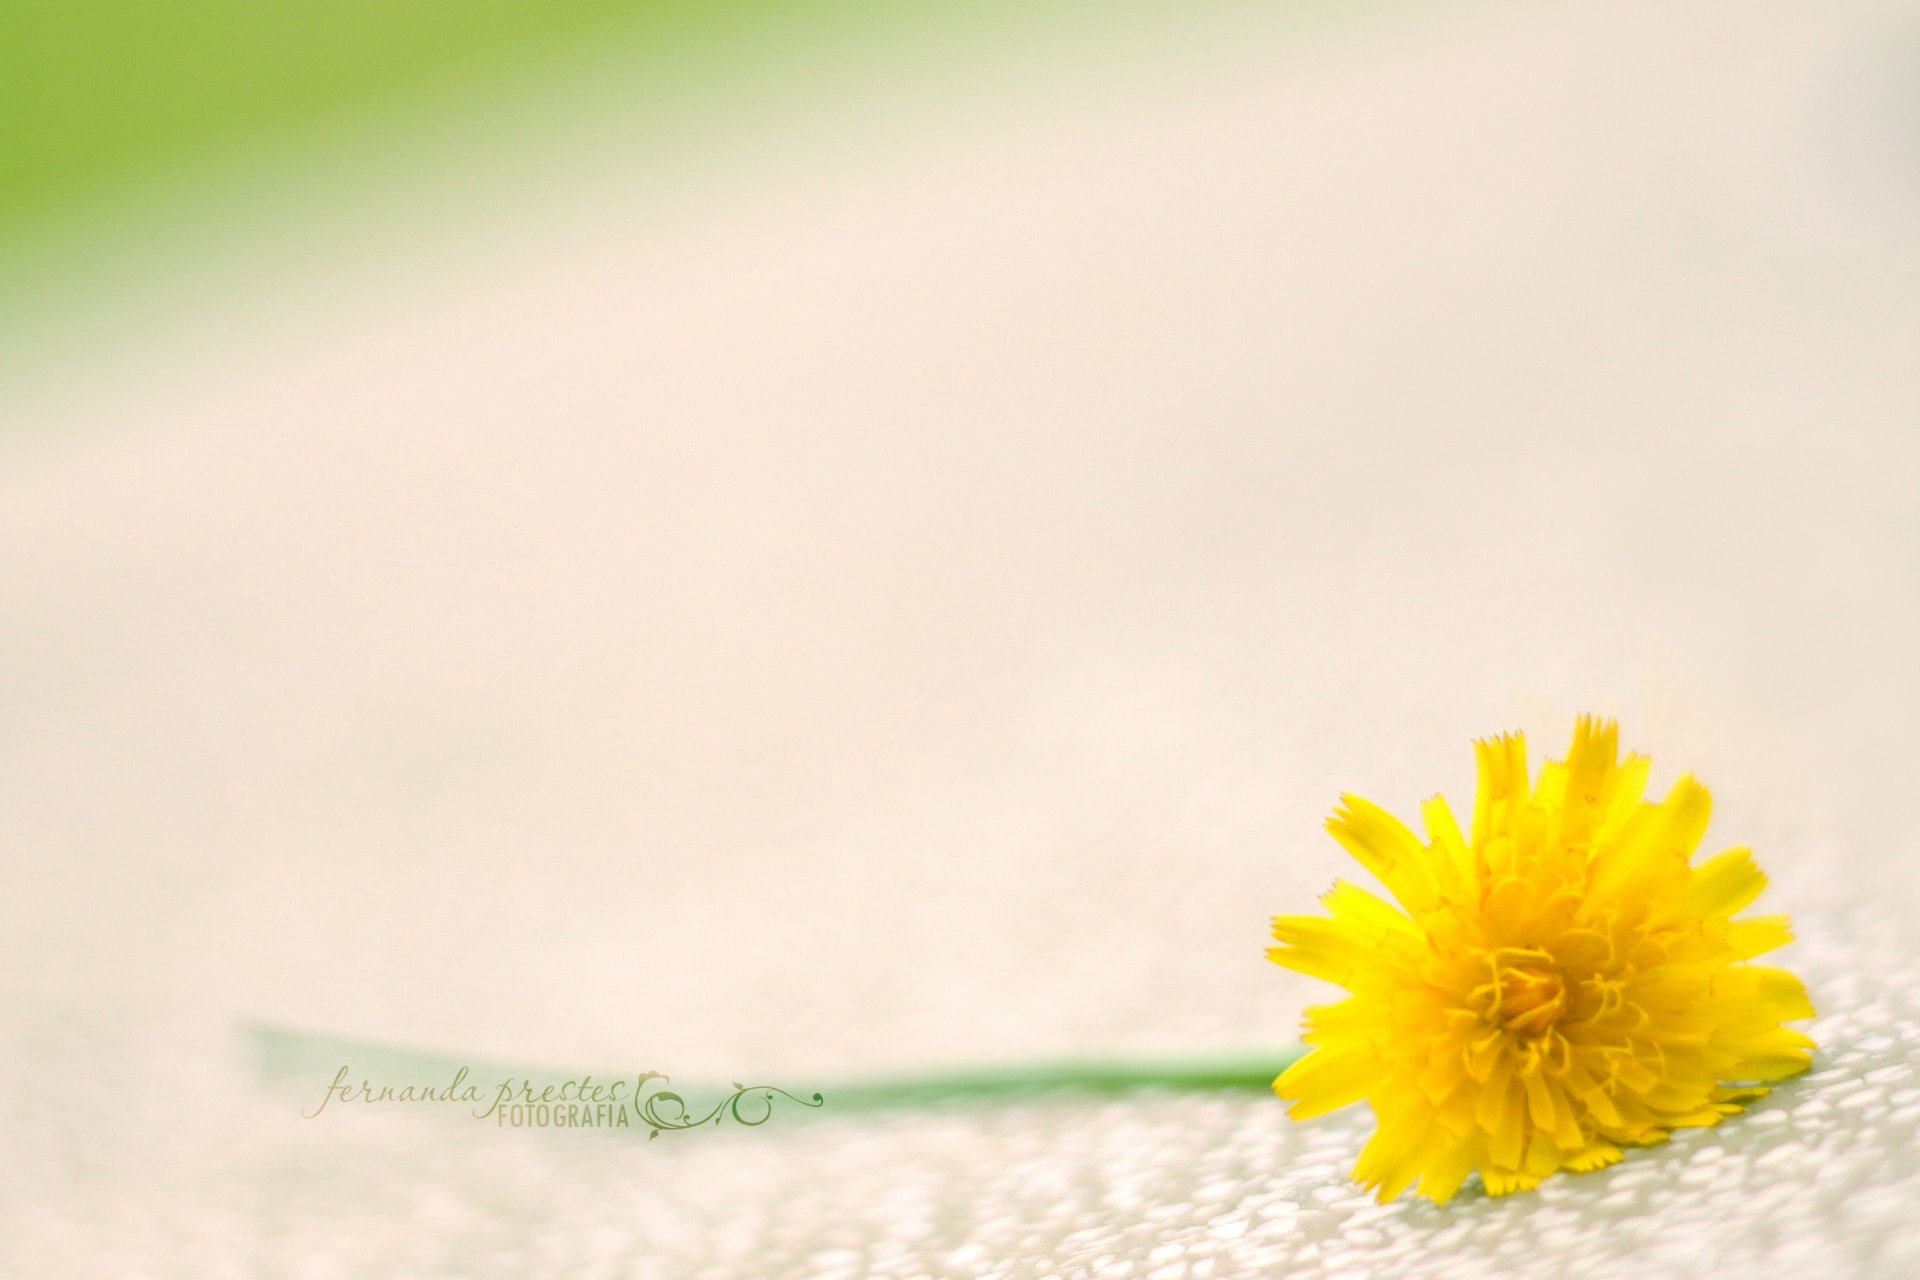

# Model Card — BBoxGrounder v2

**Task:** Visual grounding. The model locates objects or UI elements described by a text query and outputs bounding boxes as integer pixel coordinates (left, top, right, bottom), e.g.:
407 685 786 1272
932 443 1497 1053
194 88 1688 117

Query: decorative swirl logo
639 1081 826 1139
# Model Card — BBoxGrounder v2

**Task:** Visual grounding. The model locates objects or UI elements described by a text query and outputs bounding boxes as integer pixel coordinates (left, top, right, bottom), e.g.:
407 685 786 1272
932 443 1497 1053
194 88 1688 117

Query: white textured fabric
7 905 1917 1278
3 0 1917 1276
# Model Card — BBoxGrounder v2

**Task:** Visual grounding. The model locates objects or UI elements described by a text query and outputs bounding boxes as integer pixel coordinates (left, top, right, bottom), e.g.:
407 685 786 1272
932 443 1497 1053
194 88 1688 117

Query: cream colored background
2 0 1917 1275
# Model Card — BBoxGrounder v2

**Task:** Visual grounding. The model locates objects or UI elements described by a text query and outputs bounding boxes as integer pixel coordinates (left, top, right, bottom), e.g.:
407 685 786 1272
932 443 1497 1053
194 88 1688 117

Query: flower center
1483 951 1567 1038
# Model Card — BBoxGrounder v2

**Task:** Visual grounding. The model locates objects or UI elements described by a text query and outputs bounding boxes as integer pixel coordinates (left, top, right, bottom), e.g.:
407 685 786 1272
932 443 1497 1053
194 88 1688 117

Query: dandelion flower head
1269 716 1815 1203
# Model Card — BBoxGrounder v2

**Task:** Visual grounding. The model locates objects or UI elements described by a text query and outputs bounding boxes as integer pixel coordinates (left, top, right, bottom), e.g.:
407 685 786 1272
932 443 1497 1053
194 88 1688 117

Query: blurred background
3 0 1918 1276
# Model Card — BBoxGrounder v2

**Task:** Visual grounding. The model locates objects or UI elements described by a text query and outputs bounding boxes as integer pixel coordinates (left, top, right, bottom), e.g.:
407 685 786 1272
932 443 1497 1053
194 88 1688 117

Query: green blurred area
0 0 887 260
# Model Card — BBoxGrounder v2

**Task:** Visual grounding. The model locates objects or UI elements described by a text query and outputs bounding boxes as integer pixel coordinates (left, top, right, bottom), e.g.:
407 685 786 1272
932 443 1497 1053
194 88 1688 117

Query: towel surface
2 0 1916 1274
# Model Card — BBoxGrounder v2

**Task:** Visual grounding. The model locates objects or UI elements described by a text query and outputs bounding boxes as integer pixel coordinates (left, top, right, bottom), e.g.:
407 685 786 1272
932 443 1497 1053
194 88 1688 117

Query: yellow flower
1269 716 1816 1204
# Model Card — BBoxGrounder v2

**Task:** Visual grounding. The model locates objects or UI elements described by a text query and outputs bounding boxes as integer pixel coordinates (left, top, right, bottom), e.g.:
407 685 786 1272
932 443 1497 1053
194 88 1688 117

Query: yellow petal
1327 795 1440 913
1420 793 1474 897
1669 845 1766 921
1471 732 1529 848
1274 1046 1379 1119
1415 1132 1480 1204
1726 915 1794 959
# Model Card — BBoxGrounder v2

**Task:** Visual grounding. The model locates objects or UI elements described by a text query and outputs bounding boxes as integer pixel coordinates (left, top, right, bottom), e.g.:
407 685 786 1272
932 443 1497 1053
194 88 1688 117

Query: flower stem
246 1022 1301 1114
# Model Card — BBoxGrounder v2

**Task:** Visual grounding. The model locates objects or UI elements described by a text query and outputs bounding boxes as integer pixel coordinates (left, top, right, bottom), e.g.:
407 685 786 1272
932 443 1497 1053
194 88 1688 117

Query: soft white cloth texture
2 0 1916 1275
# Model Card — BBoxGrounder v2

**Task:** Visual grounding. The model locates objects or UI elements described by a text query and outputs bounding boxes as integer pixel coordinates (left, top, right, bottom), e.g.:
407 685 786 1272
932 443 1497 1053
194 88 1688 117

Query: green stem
245 1022 1301 1115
